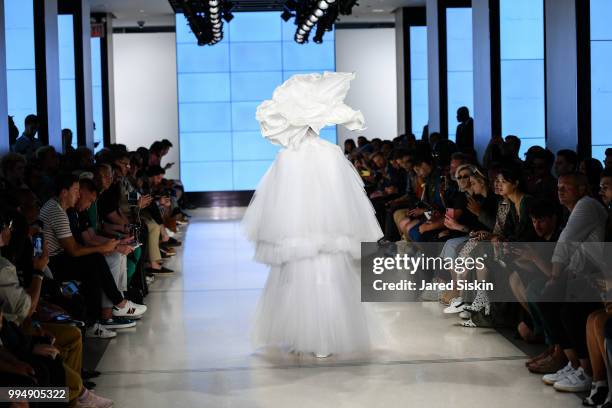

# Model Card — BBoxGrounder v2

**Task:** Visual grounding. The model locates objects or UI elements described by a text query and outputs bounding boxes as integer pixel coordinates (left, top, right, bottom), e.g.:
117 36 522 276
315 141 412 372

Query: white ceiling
90 0 425 25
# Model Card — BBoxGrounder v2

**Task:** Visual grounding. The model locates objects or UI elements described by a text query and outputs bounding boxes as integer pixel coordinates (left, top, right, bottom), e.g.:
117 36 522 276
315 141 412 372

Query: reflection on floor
94 208 578 407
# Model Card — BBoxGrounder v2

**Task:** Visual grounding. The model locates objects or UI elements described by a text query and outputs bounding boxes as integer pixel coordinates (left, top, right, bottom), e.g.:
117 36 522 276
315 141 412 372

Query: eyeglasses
457 175 470 180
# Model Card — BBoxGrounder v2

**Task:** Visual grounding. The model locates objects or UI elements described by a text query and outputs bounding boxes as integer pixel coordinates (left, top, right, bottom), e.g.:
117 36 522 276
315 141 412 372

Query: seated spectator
538 173 607 393
554 149 579 177
1 153 27 190
579 157 604 198
39 173 146 339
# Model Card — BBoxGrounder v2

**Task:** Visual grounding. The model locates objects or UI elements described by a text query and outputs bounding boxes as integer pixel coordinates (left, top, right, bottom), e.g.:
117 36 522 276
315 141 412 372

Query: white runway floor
94 208 580 407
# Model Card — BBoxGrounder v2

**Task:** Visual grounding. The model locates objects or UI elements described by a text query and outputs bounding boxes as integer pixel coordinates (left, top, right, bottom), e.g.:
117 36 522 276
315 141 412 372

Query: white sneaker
85 323 117 339
458 310 471 320
444 298 467 314
553 367 592 392
165 227 176 238
76 388 114 408
112 300 147 319
542 362 575 385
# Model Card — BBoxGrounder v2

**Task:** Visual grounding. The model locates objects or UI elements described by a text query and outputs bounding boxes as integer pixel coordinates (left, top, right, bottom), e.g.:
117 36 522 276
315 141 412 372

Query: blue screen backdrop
591 0 612 161
4 0 37 136
500 0 545 156
176 12 336 192
446 8 473 142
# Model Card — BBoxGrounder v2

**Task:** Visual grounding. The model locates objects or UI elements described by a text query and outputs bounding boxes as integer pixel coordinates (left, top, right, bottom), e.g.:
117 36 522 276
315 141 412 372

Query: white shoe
165 227 176 238
444 298 467 314
553 367 592 392
542 362 575 385
76 388 114 408
113 300 147 319
85 323 117 339
315 352 331 358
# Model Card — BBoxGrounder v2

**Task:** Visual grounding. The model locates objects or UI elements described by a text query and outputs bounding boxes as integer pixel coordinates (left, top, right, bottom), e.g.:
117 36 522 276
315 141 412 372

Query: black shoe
162 237 182 247
583 384 608 406
81 369 101 379
146 266 174 275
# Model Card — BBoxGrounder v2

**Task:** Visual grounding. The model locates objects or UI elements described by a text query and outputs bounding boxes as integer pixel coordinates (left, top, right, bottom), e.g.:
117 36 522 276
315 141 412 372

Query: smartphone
130 242 143 250
33 233 44 257
61 281 79 297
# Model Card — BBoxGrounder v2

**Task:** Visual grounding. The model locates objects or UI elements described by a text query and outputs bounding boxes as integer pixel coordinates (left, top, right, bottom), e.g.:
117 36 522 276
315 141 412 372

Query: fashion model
242 72 384 358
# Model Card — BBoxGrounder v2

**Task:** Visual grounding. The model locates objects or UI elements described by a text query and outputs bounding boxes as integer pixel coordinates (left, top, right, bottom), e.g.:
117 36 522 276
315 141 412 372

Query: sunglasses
457 175 471 180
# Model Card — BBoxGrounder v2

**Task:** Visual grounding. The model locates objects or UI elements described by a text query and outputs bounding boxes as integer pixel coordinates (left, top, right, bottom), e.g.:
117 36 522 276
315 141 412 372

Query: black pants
371 193 402 232
49 252 124 324
538 301 602 358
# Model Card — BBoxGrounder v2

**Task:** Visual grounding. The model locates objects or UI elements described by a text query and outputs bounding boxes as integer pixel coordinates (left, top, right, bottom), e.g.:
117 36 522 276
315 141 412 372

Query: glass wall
91 37 104 151
591 0 612 161
176 11 336 192
445 7 473 141
500 0 545 156
410 26 428 138
58 14 77 146
4 0 37 138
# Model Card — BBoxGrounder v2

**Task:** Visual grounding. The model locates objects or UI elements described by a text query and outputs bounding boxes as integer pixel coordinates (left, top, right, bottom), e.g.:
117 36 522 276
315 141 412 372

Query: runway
93 209 579 407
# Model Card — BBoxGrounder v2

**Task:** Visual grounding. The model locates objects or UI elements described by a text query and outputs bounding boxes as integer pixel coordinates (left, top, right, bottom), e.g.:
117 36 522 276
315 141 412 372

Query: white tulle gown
242 72 384 356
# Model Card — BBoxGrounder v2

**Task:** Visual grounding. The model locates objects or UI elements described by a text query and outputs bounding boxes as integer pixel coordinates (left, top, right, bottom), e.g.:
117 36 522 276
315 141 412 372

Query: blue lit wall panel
500 0 545 156
181 161 233 191
591 0 612 156
233 160 273 190
177 11 336 192
409 26 428 137
178 73 231 102
179 102 232 132
180 132 233 162
4 0 37 133
446 8 473 142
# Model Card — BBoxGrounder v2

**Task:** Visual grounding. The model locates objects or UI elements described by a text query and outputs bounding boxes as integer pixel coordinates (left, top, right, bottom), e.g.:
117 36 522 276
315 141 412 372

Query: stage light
210 7 219 13
305 20 314 27
319 0 329 9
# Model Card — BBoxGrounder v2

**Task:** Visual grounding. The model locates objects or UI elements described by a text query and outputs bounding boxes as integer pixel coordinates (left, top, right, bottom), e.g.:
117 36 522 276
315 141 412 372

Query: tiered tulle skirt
242 136 384 355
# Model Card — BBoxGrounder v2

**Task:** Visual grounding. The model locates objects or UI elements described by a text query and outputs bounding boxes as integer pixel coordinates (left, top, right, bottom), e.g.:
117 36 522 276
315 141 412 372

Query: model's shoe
582 381 608 406
314 352 331 358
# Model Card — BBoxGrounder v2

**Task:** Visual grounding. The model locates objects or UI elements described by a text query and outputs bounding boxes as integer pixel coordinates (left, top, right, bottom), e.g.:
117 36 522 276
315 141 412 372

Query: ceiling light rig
176 0 229 46
288 0 358 44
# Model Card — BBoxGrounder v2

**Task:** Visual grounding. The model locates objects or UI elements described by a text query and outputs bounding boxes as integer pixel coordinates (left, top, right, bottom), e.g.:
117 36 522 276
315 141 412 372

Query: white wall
112 32 179 179
335 28 398 145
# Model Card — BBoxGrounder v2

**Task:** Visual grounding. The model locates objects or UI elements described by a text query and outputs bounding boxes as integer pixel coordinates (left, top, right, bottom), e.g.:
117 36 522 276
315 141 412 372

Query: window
590 0 612 161
176 12 336 192
4 0 37 138
500 0 545 156
410 26 428 137
58 14 77 147
446 7 473 142
91 37 104 151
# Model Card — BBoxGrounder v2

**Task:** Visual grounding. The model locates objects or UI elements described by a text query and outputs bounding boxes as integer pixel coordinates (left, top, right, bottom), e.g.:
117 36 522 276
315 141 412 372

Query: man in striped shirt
39 173 147 339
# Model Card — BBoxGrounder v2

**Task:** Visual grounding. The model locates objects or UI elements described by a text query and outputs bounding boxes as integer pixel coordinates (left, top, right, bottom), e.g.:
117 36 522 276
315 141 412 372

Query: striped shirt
39 198 73 257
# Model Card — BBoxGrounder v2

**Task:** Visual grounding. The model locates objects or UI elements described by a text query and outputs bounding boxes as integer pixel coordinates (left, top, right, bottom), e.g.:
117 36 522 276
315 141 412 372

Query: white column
106 13 116 143
42 0 62 151
79 0 94 148
0 0 9 154
426 0 441 133
545 0 578 153
395 9 406 136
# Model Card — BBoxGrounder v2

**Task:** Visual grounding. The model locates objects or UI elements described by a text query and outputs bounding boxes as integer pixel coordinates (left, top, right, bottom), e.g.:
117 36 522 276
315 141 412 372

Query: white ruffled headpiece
255 71 365 147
